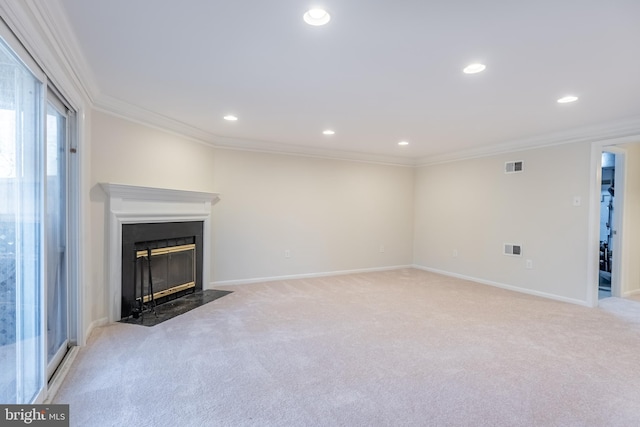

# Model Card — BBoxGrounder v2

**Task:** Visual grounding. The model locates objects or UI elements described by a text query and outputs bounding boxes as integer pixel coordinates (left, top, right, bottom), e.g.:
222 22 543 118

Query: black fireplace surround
121 221 204 319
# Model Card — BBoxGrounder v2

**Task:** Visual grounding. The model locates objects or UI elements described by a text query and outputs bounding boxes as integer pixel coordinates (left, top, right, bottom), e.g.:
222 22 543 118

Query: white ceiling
55 0 640 164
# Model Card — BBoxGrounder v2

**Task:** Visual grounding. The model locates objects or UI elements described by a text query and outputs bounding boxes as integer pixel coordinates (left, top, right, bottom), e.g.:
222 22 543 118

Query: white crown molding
416 116 640 166
0 0 98 107
210 133 417 167
94 94 217 144
95 94 417 167
95 89 640 168
96 86 640 168
30 0 100 104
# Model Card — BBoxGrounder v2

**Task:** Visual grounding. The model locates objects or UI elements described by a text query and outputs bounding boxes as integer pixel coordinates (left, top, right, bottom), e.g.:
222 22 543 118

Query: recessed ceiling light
223 115 238 121
557 95 578 104
304 8 331 26
323 130 335 135
398 141 409 146
463 63 486 74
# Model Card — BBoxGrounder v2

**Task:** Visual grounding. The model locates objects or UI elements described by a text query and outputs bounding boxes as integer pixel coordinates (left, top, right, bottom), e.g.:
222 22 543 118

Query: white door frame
588 137 637 306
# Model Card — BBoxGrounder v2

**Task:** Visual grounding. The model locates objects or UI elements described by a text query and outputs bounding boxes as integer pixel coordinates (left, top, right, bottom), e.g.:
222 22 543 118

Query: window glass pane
0 108 16 177
0 36 44 404
46 102 67 369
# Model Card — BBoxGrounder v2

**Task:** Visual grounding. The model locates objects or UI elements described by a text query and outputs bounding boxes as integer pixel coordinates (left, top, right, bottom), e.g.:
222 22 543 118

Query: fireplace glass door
135 244 196 305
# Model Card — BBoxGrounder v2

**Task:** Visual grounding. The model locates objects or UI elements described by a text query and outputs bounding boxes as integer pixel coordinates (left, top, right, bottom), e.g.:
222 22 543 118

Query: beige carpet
53 269 640 426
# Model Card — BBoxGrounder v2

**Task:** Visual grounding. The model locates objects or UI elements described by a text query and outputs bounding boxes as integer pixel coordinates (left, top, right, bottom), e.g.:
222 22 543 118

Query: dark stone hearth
119 289 232 327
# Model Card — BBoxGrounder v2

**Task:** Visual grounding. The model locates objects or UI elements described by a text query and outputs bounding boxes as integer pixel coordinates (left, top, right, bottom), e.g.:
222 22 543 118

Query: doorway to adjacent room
598 149 626 300
598 152 615 298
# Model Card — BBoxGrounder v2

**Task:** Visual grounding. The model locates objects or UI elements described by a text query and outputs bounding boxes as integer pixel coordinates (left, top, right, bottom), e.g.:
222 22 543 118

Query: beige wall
211 149 415 282
89 111 415 321
90 112 218 191
414 142 592 303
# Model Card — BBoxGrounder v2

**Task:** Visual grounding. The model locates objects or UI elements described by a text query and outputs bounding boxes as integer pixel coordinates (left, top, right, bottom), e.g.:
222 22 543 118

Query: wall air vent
505 161 523 174
504 243 522 256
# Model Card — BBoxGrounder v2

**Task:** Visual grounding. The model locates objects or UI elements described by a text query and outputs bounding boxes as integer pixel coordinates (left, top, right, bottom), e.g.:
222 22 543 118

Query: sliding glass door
0 34 45 404
0 30 73 403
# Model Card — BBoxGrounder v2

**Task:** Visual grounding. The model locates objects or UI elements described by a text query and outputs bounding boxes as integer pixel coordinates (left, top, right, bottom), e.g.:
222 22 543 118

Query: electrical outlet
284 249 291 258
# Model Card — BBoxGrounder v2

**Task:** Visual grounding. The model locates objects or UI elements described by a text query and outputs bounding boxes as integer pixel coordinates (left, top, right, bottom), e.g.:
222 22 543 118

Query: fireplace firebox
121 221 203 319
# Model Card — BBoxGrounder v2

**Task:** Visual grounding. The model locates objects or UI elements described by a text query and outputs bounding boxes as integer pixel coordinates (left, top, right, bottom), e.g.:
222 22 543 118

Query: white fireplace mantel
100 183 220 322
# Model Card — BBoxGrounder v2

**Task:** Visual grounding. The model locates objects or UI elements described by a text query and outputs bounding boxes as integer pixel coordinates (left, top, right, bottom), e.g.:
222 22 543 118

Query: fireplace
101 183 219 322
121 221 203 319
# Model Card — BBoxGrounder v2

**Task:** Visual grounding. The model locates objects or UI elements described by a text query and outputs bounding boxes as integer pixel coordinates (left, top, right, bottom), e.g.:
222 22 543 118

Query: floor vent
504 244 522 256
505 161 523 174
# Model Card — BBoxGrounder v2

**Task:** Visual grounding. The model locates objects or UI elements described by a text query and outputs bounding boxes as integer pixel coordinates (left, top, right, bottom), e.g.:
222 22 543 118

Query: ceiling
54 0 640 164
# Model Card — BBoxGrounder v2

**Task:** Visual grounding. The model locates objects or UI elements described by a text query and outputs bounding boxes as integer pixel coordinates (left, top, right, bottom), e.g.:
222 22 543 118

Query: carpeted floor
53 268 640 426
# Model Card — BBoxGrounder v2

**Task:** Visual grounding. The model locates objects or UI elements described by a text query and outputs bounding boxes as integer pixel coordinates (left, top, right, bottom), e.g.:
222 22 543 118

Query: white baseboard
84 317 108 343
412 264 591 307
623 288 640 297
208 265 413 287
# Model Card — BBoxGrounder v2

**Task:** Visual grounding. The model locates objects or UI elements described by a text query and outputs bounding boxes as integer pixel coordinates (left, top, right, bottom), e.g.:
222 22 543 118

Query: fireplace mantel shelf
100 183 219 204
